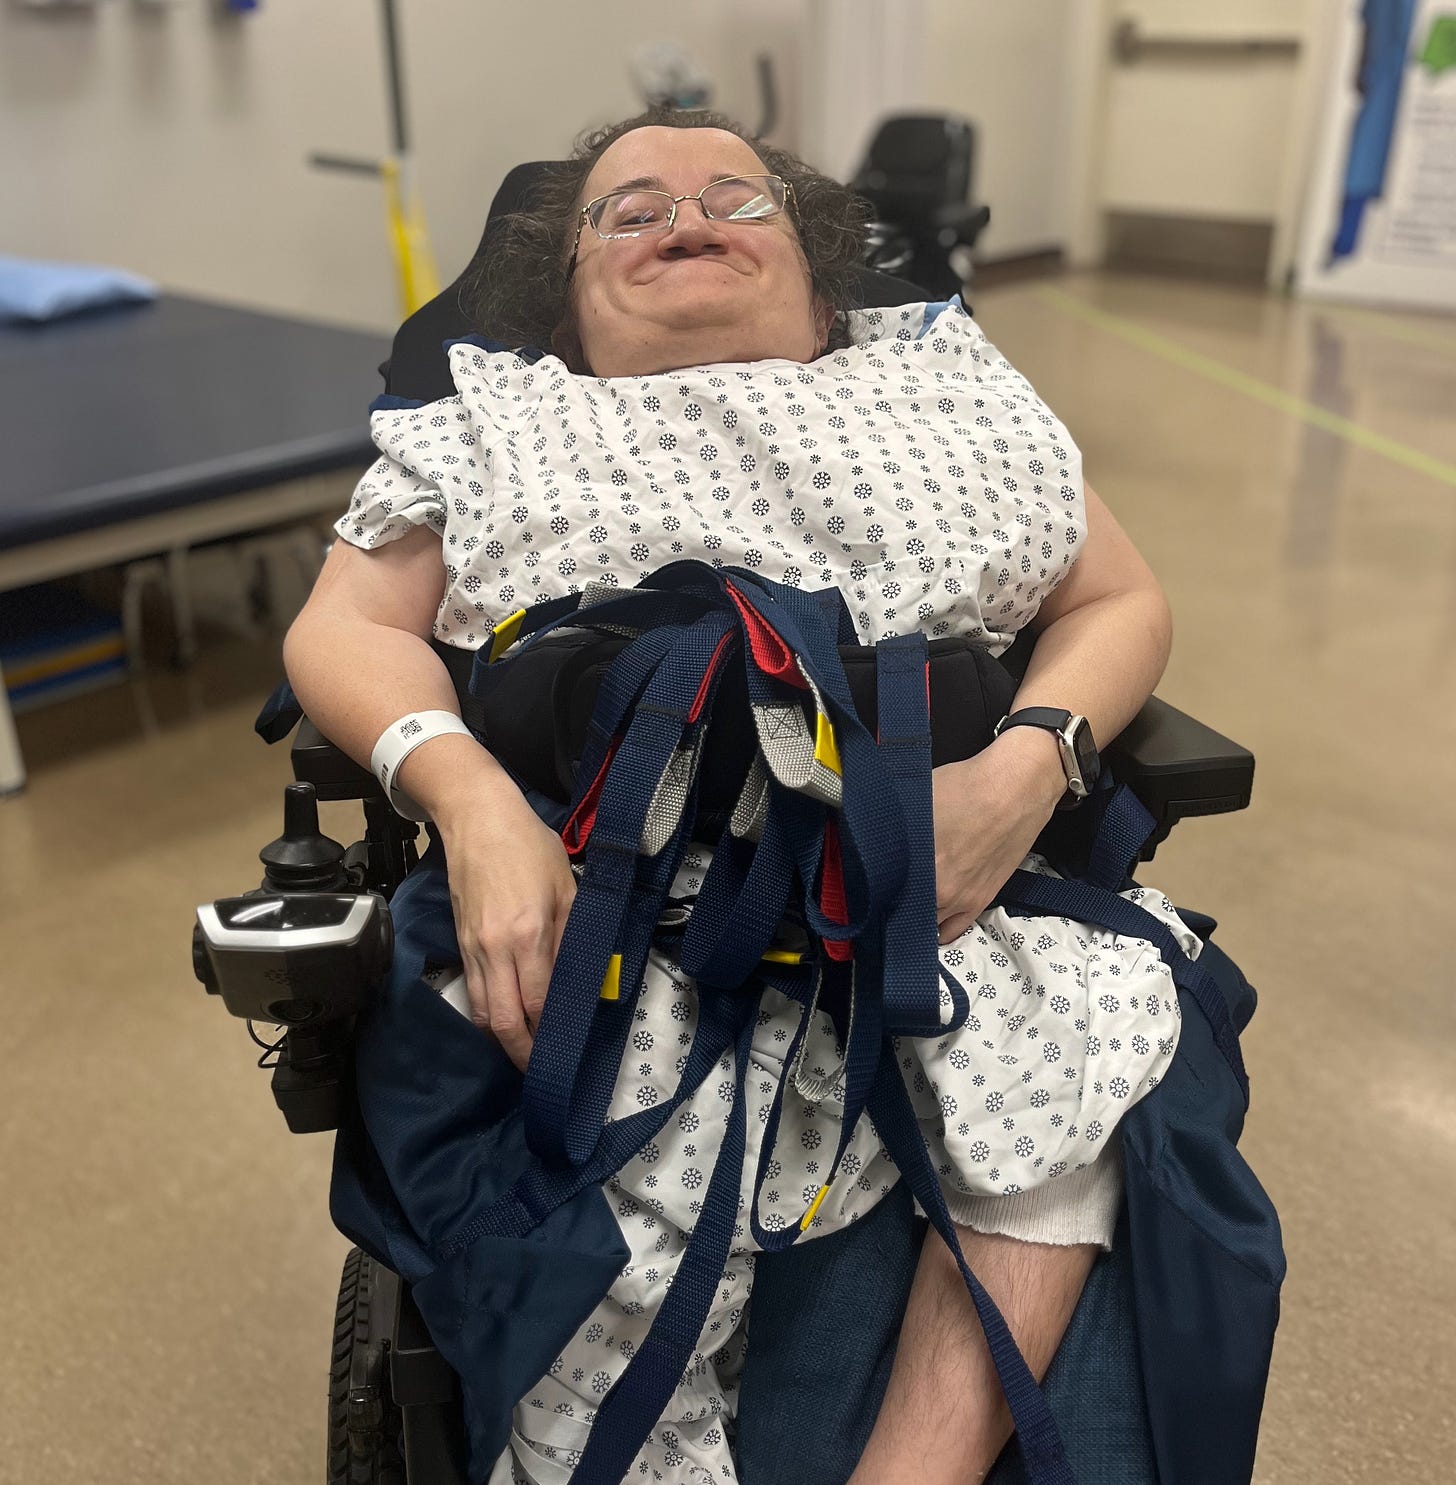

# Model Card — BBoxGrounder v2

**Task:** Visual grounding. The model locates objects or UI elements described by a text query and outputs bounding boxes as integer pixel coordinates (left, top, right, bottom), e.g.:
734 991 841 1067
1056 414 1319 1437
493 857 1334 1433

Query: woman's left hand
931 731 1068 943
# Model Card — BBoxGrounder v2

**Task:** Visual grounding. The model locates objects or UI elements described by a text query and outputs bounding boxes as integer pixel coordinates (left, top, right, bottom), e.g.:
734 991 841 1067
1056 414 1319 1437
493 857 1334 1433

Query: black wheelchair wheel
328 1247 406 1485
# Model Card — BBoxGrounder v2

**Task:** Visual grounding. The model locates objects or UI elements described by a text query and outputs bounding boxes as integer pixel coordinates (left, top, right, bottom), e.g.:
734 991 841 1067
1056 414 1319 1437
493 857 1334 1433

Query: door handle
1112 17 1302 63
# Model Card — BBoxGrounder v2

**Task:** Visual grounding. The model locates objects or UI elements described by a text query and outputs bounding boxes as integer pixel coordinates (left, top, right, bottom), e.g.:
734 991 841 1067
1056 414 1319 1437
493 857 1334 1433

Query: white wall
1 0 807 332
1097 0 1315 218
797 2 1086 261
2 0 1100 327
798 0 926 186
920 1 1081 258
1058 0 1342 281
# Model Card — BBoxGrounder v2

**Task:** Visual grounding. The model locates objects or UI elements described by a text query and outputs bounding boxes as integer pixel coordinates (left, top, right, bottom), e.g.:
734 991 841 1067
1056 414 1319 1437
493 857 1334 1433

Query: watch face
1073 723 1100 781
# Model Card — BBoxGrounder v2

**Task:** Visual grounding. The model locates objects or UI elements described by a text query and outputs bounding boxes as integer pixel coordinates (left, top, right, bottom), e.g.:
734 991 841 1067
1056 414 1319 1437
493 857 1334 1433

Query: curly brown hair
463 107 872 372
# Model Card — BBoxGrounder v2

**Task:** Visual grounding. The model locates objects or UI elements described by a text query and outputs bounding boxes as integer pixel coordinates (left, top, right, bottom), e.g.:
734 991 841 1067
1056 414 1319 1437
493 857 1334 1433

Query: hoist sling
328 561 1242 1485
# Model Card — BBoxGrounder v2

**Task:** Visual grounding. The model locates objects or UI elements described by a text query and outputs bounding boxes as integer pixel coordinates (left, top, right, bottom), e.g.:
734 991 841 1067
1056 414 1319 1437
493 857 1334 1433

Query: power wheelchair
192 160 1261 1485
851 115 992 297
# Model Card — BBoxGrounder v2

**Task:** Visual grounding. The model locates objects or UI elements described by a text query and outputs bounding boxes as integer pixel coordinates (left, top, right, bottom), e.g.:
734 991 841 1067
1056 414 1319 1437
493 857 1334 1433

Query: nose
658 197 729 255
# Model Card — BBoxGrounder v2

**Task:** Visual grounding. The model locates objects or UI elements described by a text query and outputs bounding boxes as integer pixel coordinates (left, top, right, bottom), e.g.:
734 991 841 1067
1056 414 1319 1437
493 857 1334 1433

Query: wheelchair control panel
193 781 393 1134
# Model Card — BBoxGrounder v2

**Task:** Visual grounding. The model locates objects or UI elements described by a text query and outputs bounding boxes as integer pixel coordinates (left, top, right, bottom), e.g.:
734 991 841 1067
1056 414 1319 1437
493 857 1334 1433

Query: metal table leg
0 672 26 795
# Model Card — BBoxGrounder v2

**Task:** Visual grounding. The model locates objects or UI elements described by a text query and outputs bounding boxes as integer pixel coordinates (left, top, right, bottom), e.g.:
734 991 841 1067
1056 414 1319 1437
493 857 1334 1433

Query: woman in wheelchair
284 111 1255 1485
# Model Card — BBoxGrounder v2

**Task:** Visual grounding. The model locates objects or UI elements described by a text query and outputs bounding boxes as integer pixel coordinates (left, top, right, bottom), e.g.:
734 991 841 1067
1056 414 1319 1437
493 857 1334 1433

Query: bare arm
931 481 1172 941
1007 479 1173 789
284 527 456 774
283 528 575 1069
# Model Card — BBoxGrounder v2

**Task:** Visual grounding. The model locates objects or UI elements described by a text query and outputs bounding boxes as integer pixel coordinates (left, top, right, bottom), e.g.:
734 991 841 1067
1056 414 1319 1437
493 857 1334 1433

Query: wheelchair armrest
932 202 991 245
290 716 384 802
1105 696 1254 861
279 683 1254 867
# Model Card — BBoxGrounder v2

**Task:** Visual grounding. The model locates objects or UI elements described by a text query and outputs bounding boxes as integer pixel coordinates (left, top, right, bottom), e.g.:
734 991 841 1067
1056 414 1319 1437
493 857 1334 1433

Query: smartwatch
993 707 1100 809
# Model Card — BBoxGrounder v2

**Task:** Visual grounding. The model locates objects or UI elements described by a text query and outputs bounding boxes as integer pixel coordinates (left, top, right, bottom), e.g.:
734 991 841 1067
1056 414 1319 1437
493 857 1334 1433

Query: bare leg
846 1226 1095 1485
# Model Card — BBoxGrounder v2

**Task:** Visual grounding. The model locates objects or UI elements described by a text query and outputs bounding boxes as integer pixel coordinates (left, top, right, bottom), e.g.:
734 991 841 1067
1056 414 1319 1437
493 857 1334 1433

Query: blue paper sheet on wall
1331 0 1422 261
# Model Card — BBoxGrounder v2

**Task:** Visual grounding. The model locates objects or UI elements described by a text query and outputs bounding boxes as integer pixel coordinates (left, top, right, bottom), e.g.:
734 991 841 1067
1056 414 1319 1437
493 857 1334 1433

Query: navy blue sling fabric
471 565 1082 1480
988 783 1282 1484
1119 926 1282 1485
288 561 1283 1485
328 845 633 1467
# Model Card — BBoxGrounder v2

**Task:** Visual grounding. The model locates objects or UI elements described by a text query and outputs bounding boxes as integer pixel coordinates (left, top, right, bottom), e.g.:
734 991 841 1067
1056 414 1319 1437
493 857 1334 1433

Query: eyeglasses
569 173 795 269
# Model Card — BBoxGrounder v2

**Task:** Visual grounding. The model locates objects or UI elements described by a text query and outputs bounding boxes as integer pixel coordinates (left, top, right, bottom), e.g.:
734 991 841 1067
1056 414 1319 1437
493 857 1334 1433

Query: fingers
440 810 577 1072
462 952 492 1033
451 920 536 1073
939 912 976 946
475 907 565 1073
462 947 536 1073
937 867 986 943
517 882 577 1040
514 938 556 1043
482 955 533 1072
936 867 986 938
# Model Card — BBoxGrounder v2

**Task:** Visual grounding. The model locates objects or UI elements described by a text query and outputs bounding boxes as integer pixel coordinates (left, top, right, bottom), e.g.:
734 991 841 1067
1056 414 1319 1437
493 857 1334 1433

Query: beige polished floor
2 272 1453 1484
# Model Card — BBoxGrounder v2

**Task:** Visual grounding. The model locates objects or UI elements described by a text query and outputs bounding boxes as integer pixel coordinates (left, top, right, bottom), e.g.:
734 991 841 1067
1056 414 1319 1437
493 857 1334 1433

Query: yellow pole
380 157 440 317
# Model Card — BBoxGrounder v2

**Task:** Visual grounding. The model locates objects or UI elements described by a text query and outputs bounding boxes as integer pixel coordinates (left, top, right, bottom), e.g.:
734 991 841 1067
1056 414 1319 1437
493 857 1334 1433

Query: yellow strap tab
599 953 623 1002
813 711 842 777
800 1183 831 1230
487 608 527 662
760 948 806 965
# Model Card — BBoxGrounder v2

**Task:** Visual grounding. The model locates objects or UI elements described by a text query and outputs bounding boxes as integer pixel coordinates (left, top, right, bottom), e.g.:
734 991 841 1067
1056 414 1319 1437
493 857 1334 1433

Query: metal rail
1113 17 1302 63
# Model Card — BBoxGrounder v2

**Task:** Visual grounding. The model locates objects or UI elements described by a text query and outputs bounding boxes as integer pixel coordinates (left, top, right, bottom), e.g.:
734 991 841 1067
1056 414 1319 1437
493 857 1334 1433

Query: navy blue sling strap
437 564 1093 1483
283 560 1279 1485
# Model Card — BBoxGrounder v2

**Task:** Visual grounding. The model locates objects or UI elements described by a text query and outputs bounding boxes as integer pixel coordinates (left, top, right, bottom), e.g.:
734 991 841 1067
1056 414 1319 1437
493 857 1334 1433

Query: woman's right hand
428 755 578 1072
283 532 577 1071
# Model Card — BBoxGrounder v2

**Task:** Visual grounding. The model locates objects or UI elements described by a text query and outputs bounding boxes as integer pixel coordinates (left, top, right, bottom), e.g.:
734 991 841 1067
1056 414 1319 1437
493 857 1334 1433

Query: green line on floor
1035 286 1456 491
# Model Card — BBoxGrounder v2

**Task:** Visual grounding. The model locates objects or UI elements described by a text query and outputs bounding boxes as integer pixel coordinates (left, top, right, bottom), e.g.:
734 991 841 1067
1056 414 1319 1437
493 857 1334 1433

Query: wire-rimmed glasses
569 174 795 272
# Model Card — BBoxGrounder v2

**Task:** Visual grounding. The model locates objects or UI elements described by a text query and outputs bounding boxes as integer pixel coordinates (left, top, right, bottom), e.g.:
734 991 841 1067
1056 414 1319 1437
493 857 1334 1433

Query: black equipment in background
851 114 992 297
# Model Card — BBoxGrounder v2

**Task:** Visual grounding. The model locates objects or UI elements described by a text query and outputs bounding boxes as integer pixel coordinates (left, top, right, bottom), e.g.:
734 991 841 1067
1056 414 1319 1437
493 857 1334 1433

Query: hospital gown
335 301 1199 1484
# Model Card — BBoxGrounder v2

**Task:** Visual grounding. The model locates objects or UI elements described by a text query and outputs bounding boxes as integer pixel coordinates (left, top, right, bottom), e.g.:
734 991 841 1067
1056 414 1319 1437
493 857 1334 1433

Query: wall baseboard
972 247 1067 288
1103 211 1273 283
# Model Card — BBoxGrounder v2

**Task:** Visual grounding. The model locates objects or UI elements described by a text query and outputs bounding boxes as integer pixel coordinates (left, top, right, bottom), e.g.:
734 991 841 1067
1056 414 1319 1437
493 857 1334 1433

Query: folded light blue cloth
0 254 158 325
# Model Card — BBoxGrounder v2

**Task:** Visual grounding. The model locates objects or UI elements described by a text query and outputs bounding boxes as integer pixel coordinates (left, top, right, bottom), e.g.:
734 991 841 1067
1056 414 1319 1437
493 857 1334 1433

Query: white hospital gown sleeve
333 394 487 551
896 303 1090 650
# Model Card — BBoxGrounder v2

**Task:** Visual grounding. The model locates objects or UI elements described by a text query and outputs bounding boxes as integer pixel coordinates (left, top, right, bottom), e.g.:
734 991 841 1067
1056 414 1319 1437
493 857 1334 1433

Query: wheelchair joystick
260 781 349 891
192 782 394 1133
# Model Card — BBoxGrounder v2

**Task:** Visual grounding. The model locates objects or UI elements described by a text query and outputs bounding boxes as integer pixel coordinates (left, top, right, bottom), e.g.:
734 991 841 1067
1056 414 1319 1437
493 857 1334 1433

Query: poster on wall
1295 0 1456 309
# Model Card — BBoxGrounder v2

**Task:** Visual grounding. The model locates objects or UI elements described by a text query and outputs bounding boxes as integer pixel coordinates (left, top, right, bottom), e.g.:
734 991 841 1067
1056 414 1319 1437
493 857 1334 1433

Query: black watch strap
997 706 1075 732
994 707 1100 808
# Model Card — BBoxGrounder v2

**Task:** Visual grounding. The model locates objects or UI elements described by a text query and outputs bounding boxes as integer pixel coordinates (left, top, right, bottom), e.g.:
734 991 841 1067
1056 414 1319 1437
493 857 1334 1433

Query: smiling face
560 126 833 378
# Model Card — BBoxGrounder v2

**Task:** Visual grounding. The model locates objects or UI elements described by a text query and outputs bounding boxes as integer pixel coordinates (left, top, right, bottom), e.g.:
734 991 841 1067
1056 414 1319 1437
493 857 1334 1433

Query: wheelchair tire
328 1247 405 1485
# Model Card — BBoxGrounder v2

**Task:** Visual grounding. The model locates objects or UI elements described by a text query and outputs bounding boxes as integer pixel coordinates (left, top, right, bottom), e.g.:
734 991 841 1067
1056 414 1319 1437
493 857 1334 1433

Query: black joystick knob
259 783 348 891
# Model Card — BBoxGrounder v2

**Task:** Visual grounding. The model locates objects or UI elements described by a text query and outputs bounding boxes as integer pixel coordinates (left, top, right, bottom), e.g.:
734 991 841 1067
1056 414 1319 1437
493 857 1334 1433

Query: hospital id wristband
370 710 475 821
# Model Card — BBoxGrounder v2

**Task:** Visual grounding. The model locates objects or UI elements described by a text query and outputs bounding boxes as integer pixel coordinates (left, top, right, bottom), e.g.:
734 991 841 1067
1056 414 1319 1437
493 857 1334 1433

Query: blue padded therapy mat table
0 293 392 793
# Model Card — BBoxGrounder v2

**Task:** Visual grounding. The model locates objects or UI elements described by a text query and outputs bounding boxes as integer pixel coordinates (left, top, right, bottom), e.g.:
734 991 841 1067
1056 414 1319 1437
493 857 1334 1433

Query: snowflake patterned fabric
337 302 1199 1485
468 846 1194 1485
335 301 1086 655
